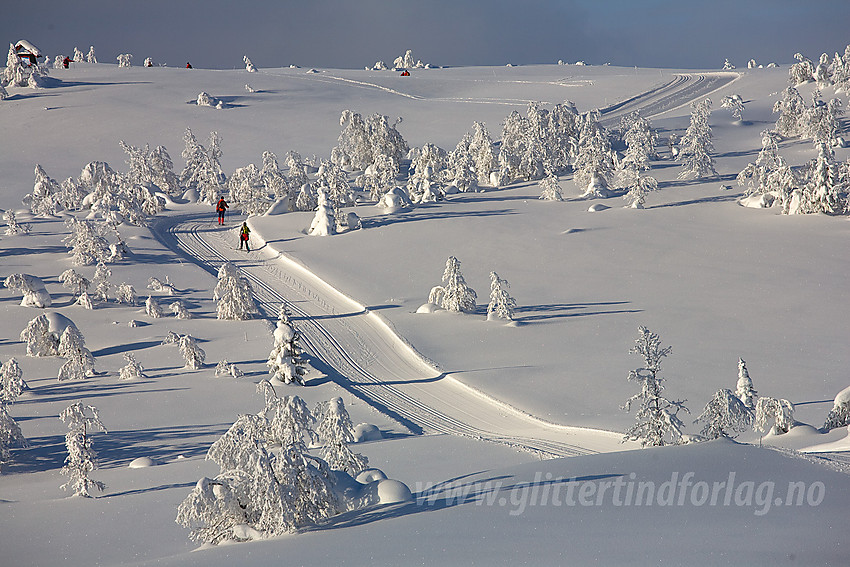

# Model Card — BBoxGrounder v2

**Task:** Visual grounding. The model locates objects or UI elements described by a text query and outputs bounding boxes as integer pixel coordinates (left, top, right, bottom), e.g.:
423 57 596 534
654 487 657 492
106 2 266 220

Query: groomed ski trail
154 214 631 458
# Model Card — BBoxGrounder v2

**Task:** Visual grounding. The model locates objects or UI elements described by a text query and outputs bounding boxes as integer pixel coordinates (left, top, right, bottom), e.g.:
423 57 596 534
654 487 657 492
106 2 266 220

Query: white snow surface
0 61 849 565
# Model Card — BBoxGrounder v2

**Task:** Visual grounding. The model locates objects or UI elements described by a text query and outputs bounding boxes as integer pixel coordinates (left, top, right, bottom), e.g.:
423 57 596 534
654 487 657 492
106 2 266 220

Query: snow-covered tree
823 386 850 431
538 173 563 201
4 273 52 308
754 397 795 435
794 142 845 215
429 256 477 313
59 269 90 298
267 305 307 385
620 111 658 168
307 188 336 236
357 153 399 200
63 217 112 266
229 163 270 216
243 55 257 72
23 164 61 217
487 271 516 322
20 314 60 356
722 58 735 70
789 52 814 85
115 283 137 305
0 358 27 405
92 262 112 302
815 52 833 85
694 388 753 439
213 262 258 320
677 98 716 179
773 86 806 138
181 129 226 204
621 327 689 447
721 94 745 121
2 43 28 87
119 352 147 380
3 209 30 235
622 172 658 209
802 92 843 146
120 140 181 197
59 402 106 497
0 358 28 470
315 160 353 229
57 325 95 381
168 298 190 319
145 295 163 318
86 46 96 63
314 397 368 475
573 110 616 196
177 335 205 369
735 358 757 409
116 53 132 68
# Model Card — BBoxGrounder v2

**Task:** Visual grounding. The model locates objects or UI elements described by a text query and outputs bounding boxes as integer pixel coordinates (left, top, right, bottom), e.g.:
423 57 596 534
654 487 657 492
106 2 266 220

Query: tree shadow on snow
304 471 623 533
515 301 641 324
90 340 164 357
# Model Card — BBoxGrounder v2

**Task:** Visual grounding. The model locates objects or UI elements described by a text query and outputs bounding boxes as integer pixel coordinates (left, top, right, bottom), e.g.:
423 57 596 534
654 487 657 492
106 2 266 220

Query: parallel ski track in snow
154 216 626 458
152 70 735 458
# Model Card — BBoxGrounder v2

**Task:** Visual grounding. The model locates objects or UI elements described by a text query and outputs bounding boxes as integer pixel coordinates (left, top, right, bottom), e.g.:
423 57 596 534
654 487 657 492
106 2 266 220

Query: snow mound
128 456 157 468
5 274 51 308
587 203 610 212
739 193 776 208
353 423 383 442
44 311 76 337
356 468 388 483
376 187 412 213
264 197 290 216
375 479 413 504
416 302 442 313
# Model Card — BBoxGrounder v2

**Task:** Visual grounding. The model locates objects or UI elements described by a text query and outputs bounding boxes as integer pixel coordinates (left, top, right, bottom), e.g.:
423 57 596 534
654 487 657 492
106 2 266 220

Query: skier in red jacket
216 197 229 225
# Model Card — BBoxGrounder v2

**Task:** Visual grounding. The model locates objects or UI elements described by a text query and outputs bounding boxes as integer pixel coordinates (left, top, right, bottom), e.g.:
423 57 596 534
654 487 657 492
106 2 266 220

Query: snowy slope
1 61 849 565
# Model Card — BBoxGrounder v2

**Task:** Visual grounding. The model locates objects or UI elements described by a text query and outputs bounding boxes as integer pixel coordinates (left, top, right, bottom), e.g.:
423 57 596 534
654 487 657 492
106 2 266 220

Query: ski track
150 71 737 458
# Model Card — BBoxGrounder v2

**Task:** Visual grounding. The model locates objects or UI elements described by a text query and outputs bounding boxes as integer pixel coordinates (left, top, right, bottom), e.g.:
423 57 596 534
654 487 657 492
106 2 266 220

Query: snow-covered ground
1 60 850 565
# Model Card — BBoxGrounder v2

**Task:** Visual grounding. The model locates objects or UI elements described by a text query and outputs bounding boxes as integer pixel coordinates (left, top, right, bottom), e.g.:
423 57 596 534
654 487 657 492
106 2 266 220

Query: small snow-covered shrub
5 274 51 308
428 256 477 313
119 353 146 380
116 53 132 68
487 271 516 322
60 402 107 497
694 388 753 439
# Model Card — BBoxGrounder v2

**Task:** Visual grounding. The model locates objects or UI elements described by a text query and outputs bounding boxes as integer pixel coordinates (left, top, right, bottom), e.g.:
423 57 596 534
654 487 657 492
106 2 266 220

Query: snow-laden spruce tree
0 358 28 470
259 151 289 201
677 98 716 179
358 153 399 201
115 283 137 305
620 111 657 170
736 131 794 203
573 110 616 196
86 46 96 63
145 295 163 318
487 271 516 322
694 388 753 439
59 269 90 298
243 55 257 72
171 299 191 319
735 358 757 409
229 163 271 216
178 388 341 544
823 386 850 431
621 327 689 447
116 53 132 68
307 188 336 236
4 273 52 308
721 94 745 122
60 402 107 497
467 122 498 186
4 209 30 235
315 160 353 230
24 164 62 217
267 305 307 385
773 86 806 138
793 142 845 215
178 335 205 369
314 397 368 475
20 314 60 356
538 173 563 201
63 217 112 266
789 52 814 85
180 128 226 204
57 326 96 382
119 140 181 197
622 172 658 209
214 262 258 320
802 92 843 147
754 397 795 435
118 352 146 380
429 256 477 313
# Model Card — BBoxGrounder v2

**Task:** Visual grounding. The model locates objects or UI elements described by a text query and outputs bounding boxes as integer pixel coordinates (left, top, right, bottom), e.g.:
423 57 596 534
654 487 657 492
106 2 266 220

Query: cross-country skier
216 196 229 225
239 222 251 251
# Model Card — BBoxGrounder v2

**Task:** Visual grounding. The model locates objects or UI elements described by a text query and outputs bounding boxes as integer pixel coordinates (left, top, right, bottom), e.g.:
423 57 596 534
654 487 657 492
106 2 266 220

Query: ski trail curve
152 214 630 458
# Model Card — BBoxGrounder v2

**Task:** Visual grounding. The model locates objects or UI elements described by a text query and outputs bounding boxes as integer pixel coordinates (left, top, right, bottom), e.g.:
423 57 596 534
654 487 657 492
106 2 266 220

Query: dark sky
3 0 849 70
